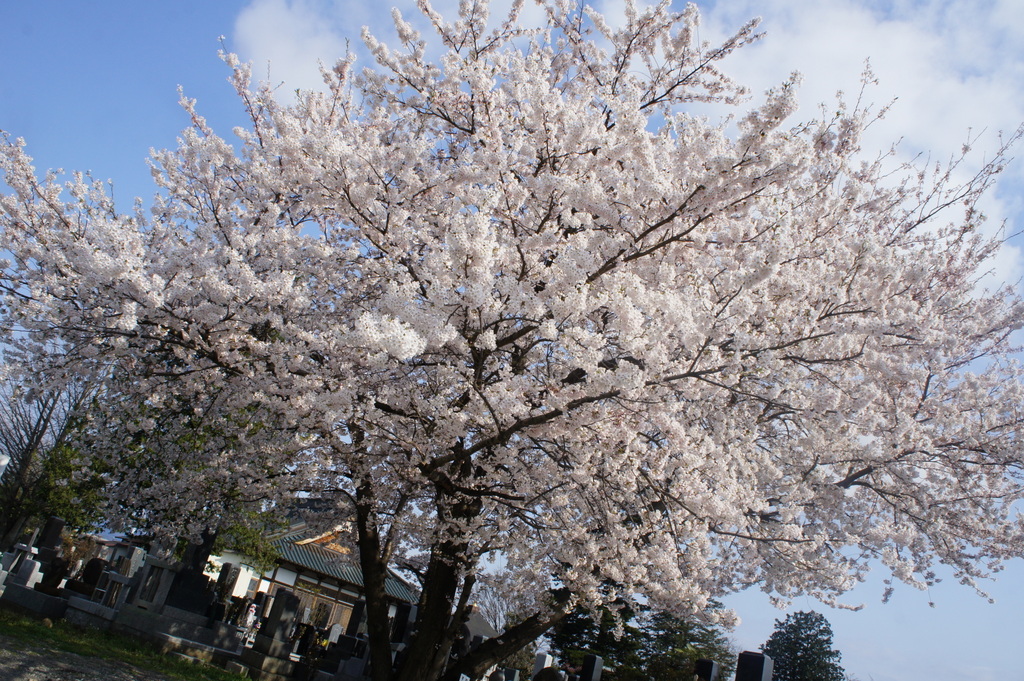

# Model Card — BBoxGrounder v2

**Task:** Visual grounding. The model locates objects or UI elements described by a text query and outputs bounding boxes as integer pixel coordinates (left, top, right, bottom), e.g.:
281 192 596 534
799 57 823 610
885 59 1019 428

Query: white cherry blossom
2 2 1024 680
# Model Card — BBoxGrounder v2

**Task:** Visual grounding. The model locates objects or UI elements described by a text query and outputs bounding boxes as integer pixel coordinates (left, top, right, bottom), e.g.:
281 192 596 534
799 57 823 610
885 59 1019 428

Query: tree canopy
0 378 103 550
761 611 844 681
3 1 1024 680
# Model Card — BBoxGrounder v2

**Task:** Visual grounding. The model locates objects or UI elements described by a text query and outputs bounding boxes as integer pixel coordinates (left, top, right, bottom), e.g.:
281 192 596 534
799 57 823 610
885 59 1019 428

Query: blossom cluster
2 0 1023 644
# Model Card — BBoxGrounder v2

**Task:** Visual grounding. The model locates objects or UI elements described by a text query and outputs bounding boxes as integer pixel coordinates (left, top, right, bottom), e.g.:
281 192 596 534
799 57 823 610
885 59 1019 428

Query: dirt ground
0 632 179 681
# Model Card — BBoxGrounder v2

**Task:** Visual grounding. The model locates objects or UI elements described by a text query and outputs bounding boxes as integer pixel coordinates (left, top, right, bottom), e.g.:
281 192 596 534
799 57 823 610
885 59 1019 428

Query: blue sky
3 2 1023 680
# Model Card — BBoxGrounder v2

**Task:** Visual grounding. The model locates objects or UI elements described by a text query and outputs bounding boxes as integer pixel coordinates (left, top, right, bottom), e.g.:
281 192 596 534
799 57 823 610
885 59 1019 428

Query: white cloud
232 0 549 94
231 0 1024 285
233 0 357 93
695 0 1024 286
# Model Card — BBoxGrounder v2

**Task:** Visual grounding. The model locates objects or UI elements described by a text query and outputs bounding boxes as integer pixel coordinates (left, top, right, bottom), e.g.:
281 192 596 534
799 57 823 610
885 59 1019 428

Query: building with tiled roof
217 526 416 632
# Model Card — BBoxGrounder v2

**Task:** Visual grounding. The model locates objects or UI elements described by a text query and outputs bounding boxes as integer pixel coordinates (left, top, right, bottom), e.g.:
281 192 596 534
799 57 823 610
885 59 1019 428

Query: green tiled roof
271 533 416 603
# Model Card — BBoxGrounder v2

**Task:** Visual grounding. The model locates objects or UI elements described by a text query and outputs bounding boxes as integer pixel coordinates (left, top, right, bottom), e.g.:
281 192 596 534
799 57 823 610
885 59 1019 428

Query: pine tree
548 605 646 679
642 611 736 681
549 606 735 681
761 611 844 681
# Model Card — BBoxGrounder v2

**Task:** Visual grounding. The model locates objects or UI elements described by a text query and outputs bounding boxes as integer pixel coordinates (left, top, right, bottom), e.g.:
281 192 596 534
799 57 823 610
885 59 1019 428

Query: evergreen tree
548 605 646 679
761 611 844 681
549 606 734 681
642 611 735 681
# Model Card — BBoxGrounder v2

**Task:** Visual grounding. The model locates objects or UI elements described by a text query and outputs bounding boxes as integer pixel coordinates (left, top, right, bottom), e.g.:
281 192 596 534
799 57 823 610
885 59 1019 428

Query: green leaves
761 611 845 681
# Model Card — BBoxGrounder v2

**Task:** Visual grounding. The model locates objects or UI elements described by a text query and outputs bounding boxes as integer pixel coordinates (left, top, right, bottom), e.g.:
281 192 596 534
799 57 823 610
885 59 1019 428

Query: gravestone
503 670 520 681
34 517 64 551
122 546 147 578
130 556 176 611
338 642 372 680
165 569 215 616
165 531 217 615
333 633 366 660
533 652 555 679
32 517 65 571
0 543 36 589
390 602 417 643
10 557 43 589
735 651 773 681
1 548 17 571
98 571 135 609
210 562 241 622
694 658 720 681
240 589 302 680
9 543 39 573
35 554 70 595
328 622 345 644
64 557 108 599
81 557 108 585
216 562 241 600
0 532 69 620
253 589 302 657
580 654 602 681
0 554 12 590
345 600 367 637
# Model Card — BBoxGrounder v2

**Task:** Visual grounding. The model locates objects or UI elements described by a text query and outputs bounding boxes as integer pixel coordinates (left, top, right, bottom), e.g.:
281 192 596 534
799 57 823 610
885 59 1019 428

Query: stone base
0 584 68 619
239 647 298 681
114 604 244 662
156 633 242 668
162 604 212 627
251 633 295 659
225 660 249 676
334 653 369 681
65 595 118 629
115 604 243 650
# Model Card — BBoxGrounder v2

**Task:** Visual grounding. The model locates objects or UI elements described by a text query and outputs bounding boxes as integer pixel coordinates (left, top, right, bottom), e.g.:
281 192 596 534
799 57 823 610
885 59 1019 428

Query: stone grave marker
345 599 366 637
34 517 64 550
390 601 416 643
254 589 302 656
580 653 602 681
130 556 176 611
694 658 720 681
165 566 215 616
533 652 555 679
735 651 773 681
240 588 303 680
123 546 146 578
10 556 43 589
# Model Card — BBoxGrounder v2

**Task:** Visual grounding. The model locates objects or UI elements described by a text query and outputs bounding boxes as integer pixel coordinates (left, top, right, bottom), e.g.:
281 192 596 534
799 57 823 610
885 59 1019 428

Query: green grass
0 605 248 681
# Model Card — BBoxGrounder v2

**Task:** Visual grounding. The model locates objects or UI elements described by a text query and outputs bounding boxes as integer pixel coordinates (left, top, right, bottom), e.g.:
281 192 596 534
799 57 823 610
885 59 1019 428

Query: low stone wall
0 583 69 619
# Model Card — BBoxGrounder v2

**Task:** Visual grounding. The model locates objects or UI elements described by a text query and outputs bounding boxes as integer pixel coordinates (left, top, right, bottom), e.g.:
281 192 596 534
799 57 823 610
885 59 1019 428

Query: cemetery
0 514 773 680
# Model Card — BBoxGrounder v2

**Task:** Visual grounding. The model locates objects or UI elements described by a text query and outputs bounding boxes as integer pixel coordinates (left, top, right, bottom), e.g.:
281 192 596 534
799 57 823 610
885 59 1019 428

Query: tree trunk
393 491 481 681
0 512 30 553
355 483 398 681
355 472 566 681
440 604 572 681
393 541 475 681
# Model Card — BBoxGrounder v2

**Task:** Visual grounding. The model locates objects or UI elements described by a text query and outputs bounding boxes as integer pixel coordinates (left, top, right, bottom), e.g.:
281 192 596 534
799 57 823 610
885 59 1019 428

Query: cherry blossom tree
3 1 1024 680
